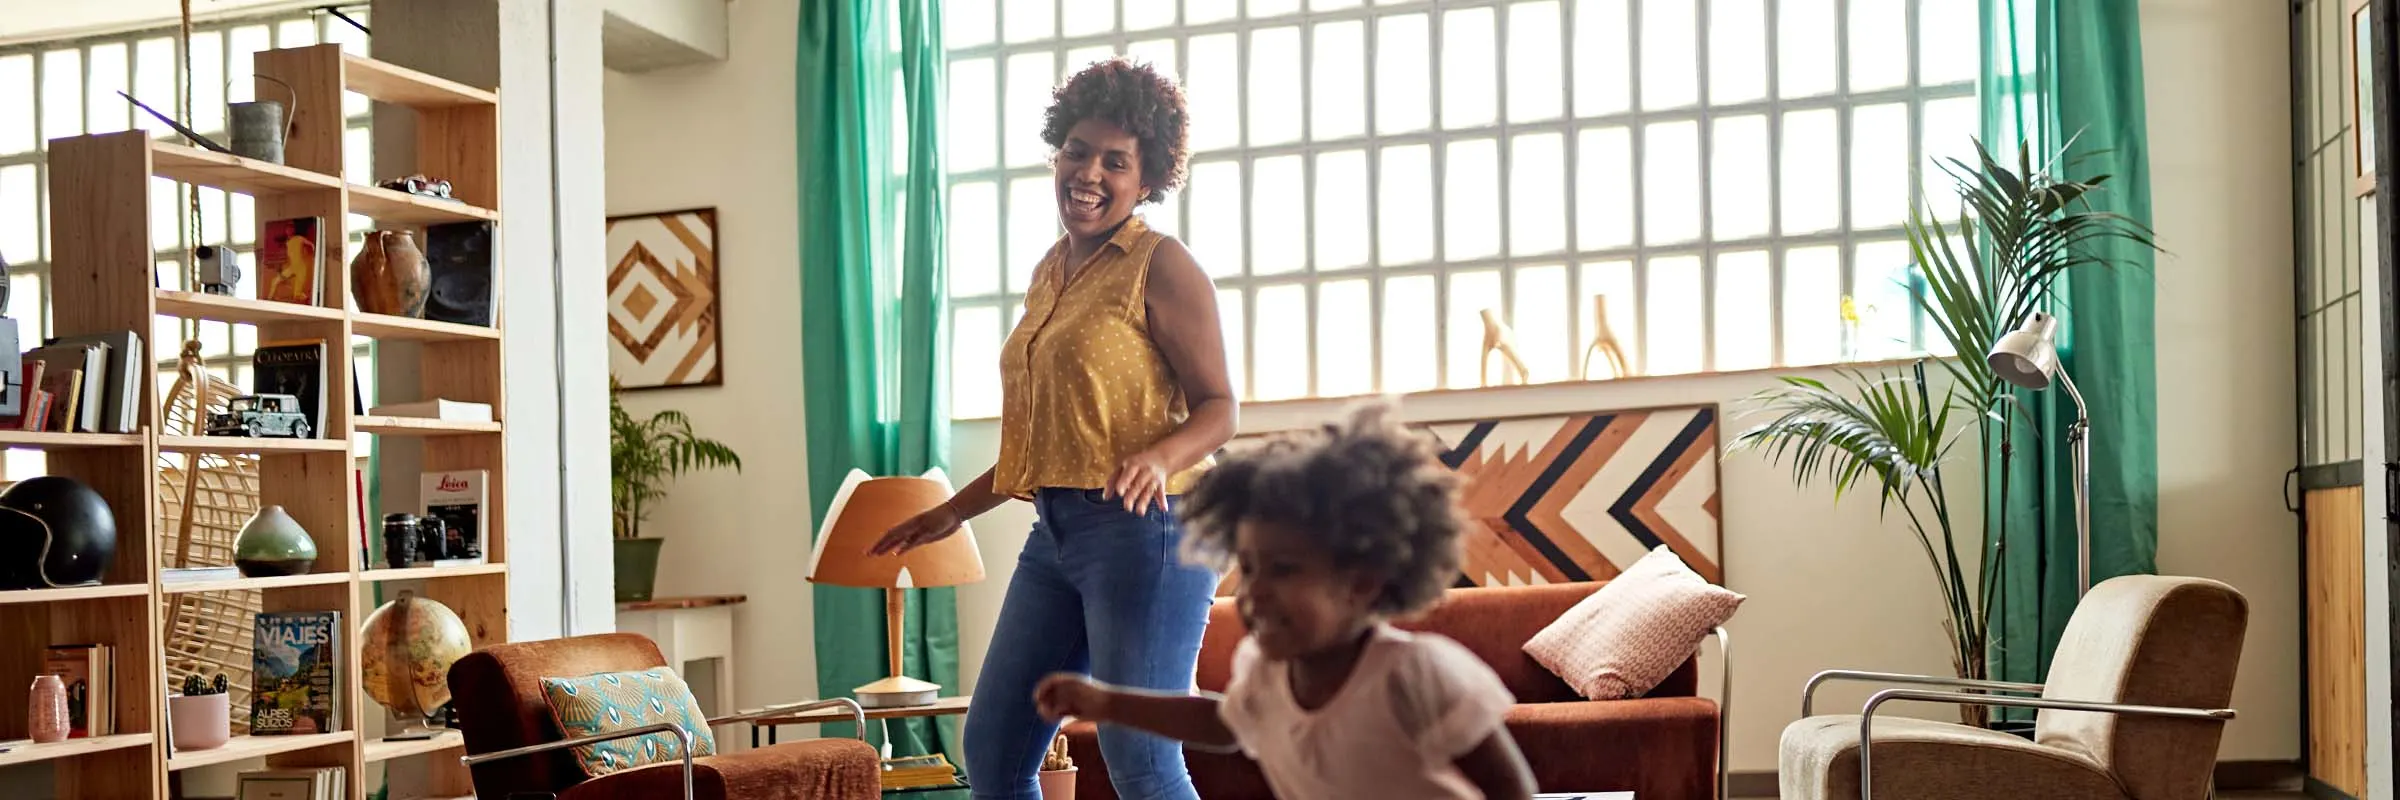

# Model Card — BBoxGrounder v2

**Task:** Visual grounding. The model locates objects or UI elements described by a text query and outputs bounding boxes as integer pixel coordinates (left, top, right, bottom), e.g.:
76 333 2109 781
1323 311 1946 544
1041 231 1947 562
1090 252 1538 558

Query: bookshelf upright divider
23 43 507 800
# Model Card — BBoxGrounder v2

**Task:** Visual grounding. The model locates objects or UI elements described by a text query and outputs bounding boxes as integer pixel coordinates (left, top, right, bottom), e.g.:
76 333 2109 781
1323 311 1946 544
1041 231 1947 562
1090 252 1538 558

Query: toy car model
206 394 312 439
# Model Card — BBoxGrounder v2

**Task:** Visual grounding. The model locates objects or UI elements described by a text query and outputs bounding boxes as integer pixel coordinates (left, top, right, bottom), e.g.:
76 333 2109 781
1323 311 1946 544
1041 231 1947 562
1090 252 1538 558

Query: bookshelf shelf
348 184 500 226
342 53 498 107
0 733 153 768
166 732 353 771
360 562 506 583
0 430 146 450
363 732 465 763
350 312 502 342
0 582 151 604
160 571 351 595
149 141 344 196
158 435 352 454
154 290 345 327
355 416 503 437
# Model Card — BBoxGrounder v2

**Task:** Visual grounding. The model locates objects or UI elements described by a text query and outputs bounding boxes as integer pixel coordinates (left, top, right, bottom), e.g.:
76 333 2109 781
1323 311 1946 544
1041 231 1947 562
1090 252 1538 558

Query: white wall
598 0 2304 776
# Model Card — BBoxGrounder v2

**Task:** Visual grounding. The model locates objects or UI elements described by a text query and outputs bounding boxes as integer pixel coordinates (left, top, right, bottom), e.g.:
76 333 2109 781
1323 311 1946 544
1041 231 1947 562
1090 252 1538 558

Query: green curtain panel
797 0 960 770
1980 0 2161 693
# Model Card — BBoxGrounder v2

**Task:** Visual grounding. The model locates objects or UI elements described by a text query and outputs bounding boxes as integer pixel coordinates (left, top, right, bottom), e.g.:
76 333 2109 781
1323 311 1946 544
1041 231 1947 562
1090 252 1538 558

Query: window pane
1383 275 1438 393
1715 250 1771 371
1709 0 1768 104
948 0 996 48
0 165 34 264
1378 145 1435 264
1219 288 1248 399
8 273 38 340
1580 260 1636 377
1442 7 1497 128
1644 256 1704 374
1639 0 1698 111
1007 177 1056 291
134 38 177 137
1576 126 1634 249
1249 0 1303 20
1445 139 1502 260
1252 155 1306 274
1851 239 1914 358
948 58 997 171
1064 46 1114 80
227 25 268 103
1920 97 1978 221
149 176 178 251
1313 21 1367 141
1249 27 1303 147
1005 52 1056 167
0 56 31 155
1189 160 1246 277
1445 270 1504 388
1575 0 1631 116
1784 246 1840 364
1144 191 1180 238
1712 115 1769 240
1779 0 1836 98
87 44 130 135
1376 14 1432 134
1189 0 1237 25
1128 39 1178 79
1642 120 1701 244
1004 0 1056 43
1125 0 1174 31
1063 0 1115 37
1317 279 1373 397
277 18 317 46
949 182 1001 296
1507 2 1565 122
345 127 372 185
1314 150 1370 270
190 32 223 134
1851 103 1910 228
1253 285 1308 400
952 306 1003 419
1510 133 1567 255
1313 0 1364 10
1919 0 1976 84
1848 0 1906 91
5 451 45 482
1187 34 1241 151
1513 264 1571 381
1781 109 1839 233
43 49 82 141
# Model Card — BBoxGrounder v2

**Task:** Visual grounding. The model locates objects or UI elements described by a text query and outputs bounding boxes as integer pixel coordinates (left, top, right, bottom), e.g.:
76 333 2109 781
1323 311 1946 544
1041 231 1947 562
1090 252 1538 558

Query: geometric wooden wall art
606 207 722 389
1218 404 1723 594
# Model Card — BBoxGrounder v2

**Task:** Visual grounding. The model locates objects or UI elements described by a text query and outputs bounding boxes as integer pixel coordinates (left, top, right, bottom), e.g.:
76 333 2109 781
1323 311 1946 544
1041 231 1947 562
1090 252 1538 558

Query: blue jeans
965 488 1218 800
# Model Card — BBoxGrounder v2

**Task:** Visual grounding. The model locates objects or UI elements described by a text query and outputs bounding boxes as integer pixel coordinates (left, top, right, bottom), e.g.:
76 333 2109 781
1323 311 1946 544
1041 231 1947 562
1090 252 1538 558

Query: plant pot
234 505 317 577
614 537 664 602
1038 767 1076 799
168 692 231 751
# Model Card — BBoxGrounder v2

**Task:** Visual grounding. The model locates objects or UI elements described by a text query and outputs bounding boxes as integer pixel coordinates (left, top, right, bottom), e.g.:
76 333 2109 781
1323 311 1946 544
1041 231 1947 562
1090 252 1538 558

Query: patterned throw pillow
539 668 717 777
1522 545 1746 700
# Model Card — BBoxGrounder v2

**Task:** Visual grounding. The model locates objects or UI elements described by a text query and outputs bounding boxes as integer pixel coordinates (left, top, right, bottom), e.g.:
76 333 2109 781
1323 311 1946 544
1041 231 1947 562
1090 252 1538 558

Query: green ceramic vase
234 505 318 577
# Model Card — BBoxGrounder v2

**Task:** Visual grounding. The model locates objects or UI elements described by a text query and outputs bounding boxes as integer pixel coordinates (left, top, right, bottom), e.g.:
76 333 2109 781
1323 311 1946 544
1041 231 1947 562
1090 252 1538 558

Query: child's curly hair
1179 402 1467 617
1042 57 1190 205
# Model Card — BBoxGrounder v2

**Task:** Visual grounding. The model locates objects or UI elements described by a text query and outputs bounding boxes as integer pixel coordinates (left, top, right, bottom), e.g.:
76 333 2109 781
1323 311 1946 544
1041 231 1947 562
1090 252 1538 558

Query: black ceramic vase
0 476 116 589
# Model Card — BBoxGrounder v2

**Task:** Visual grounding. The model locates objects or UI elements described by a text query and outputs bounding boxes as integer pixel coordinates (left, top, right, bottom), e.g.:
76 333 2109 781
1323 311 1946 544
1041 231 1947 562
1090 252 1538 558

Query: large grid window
943 0 1979 416
0 7 377 475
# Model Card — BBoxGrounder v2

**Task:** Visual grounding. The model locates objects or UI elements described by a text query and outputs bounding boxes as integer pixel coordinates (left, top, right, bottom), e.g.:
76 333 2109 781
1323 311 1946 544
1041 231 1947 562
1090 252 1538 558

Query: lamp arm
2054 367 2088 422
2057 367 2093 597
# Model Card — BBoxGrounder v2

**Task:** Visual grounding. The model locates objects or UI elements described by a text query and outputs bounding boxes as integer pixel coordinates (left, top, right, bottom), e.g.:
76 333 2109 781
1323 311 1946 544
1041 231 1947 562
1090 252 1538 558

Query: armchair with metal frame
460 699 873 800
1778 575 2248 800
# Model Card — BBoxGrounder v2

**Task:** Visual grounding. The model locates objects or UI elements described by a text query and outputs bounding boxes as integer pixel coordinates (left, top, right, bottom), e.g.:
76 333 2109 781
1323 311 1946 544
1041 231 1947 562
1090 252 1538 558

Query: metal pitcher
228 76 297 164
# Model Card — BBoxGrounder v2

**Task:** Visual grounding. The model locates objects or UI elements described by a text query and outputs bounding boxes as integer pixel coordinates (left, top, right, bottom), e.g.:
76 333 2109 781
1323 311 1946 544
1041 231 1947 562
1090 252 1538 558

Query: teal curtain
1980 0 2161 693
797 0 960 773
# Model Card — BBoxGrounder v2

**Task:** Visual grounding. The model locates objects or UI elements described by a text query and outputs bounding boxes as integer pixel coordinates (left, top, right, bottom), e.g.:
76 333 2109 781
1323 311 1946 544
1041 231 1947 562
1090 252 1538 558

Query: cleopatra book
251 611 342 735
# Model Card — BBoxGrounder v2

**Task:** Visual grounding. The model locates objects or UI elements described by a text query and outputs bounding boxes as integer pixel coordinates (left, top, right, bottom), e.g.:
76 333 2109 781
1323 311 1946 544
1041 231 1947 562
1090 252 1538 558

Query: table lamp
806 468 985 708
1985 311 2092 597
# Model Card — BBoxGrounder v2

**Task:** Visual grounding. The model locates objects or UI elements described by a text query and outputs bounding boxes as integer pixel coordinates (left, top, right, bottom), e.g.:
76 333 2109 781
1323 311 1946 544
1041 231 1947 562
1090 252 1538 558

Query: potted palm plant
611 381 742 602
1733 140 2157 729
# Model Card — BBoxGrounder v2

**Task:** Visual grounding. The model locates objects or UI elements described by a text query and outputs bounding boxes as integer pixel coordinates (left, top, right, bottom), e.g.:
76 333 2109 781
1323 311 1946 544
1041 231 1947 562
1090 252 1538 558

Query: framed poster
606 208 723 389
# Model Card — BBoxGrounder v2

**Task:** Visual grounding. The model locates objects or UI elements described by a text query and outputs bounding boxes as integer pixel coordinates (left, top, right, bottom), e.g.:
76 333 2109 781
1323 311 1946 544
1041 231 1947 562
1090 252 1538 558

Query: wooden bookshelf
34 44 510 800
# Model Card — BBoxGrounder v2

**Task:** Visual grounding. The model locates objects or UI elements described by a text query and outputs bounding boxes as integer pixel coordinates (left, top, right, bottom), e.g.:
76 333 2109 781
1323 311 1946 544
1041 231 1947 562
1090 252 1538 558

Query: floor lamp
1985 312 2093 597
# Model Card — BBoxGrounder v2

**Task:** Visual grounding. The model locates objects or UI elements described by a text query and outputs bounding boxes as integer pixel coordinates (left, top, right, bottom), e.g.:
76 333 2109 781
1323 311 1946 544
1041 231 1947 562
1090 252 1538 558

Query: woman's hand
1107 449 1173 515
1034 673 1113 722
868 503 964 556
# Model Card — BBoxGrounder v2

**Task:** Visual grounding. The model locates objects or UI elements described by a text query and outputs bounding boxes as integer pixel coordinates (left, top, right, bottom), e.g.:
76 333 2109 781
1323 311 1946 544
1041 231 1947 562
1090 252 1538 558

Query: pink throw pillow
1523 546 1745 700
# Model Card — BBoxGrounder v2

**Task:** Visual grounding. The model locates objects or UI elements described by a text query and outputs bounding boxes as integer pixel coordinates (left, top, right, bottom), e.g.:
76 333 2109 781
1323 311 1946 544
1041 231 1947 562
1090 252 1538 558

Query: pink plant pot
168 693 231 751
1038 767 1077 800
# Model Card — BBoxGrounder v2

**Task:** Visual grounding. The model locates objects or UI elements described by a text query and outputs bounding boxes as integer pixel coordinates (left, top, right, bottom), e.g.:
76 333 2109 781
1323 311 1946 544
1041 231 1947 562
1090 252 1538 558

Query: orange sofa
1064 582 1723 799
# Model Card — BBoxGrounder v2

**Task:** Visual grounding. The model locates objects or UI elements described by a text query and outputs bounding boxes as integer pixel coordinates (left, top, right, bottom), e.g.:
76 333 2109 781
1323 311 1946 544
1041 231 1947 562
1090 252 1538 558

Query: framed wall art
606 207 722 389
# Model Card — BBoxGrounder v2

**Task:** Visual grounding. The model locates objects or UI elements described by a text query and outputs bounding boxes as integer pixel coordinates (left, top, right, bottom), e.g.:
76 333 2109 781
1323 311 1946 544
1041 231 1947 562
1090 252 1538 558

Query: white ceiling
0 0 307 43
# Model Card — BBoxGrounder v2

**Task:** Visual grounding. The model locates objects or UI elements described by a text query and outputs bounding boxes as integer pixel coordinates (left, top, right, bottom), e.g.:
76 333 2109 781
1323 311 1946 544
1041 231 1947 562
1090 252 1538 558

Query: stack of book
235 765 346 800
2 332 143 434
41 643 115 737
880 753 961 789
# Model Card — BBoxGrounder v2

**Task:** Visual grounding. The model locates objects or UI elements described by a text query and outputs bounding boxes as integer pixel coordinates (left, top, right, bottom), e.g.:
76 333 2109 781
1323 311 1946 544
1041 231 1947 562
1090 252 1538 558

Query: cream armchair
1780 575 2247 800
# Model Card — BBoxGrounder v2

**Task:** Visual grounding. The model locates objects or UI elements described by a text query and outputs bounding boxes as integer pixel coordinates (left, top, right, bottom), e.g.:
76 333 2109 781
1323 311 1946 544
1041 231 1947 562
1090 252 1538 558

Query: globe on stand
359 590 472 740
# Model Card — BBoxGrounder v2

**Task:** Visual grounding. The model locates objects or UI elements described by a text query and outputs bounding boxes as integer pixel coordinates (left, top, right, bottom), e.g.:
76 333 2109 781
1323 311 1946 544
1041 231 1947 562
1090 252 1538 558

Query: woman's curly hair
1042 57 1190 205
1179 402 1467 617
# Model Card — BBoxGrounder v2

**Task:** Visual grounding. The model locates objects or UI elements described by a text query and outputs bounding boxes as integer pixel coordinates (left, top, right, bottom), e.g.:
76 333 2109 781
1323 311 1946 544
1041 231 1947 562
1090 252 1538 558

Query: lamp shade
1987 312 2061 390
806 468 985 589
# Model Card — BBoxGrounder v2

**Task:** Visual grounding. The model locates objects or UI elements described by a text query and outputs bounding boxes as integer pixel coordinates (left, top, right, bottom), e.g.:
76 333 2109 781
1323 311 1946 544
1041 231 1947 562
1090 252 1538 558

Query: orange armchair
446 632 881 800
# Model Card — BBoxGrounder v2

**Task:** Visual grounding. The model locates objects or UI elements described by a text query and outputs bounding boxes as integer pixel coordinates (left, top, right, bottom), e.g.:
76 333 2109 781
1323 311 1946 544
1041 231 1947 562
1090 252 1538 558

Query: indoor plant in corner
1732 140 2157 729
611 380 742 602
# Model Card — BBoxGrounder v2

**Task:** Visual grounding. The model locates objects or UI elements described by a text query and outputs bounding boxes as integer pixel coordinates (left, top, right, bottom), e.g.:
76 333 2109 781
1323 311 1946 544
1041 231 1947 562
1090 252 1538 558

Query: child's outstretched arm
1034 673 1240 750
1453 730 1535 800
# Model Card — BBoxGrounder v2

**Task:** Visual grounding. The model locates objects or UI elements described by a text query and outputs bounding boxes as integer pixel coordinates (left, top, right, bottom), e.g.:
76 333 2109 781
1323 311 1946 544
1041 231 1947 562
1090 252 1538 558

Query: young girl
1034 404 1536 799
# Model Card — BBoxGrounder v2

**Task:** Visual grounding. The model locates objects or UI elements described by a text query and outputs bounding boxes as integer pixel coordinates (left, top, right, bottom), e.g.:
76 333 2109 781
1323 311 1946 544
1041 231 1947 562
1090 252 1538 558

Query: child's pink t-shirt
1217 624 1516 799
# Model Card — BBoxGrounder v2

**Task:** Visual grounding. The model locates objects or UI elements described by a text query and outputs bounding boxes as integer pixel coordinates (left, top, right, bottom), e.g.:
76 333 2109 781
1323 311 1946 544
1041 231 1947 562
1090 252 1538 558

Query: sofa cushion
1524 546 1745 699
539 668 718 777
559 739 882 800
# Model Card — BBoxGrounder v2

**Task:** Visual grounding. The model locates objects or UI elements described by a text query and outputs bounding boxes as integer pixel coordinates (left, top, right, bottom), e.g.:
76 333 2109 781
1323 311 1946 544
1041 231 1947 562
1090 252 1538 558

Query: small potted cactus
1039 730 1076 799
168 673 232 751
